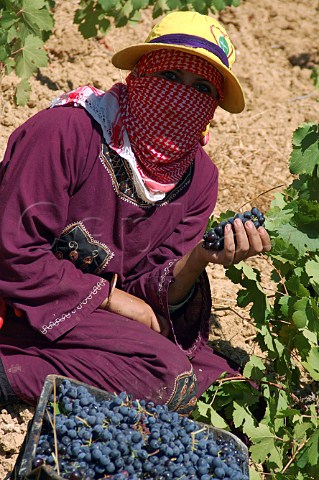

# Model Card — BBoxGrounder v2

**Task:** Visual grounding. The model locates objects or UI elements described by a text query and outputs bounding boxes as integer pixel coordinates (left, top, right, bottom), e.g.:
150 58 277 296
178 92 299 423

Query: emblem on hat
210 25 234 61
218 36 229 56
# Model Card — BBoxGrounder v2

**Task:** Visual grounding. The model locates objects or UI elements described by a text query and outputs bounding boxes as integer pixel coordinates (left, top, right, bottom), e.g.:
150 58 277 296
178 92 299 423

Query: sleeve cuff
168 285 195 313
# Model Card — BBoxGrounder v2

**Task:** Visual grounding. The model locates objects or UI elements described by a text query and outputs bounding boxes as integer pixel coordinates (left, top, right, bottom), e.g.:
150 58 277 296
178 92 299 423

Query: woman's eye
193 83 216 96
160 71 179 81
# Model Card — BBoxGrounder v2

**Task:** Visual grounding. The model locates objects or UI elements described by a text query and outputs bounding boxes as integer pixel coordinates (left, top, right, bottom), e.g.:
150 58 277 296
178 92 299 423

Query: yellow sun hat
111 11 245 114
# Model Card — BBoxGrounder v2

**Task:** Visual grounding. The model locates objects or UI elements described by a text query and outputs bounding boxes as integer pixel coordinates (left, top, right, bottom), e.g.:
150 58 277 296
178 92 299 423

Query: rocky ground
0 0 319 476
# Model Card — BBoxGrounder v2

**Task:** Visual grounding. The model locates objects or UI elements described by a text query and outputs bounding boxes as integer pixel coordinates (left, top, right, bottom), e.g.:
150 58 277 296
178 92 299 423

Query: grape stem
215 375 306 409
239 184 285 210
281 437 311 474
46 408 60 474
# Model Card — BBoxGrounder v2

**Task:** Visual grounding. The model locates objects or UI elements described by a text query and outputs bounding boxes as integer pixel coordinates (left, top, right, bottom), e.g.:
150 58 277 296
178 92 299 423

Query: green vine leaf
0 11 17 30
192 0 208 13
78 12 99 38
246 423 283 468
152 0 169 18
292 297 310 329
49 401 60 415
233 401 255 430
285 276 311 298
305 256 319 293
99 0 119 10
15 77 32 105
273 221 319 255
15 34 47 78
243 355 266 381
21 0 54 35
166 0 183 9
268 237 299 263
301 347 319 381
278 295 294 318
290 123 319 176
195 400 229 429
267 195 319 256
212 0 227 10
249 467 263 480
296 429 319 468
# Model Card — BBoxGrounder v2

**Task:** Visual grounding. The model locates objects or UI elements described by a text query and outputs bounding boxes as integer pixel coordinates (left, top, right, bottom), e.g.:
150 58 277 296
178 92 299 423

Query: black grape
203 206 266 251
31 379 249 479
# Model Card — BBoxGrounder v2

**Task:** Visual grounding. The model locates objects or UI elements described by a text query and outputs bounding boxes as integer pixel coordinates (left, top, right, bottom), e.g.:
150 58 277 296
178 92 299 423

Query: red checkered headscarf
119 49 224 192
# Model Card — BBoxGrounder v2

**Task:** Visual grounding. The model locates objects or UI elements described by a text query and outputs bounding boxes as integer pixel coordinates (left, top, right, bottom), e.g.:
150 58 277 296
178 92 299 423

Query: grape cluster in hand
203 207 265 251
32 379 249 479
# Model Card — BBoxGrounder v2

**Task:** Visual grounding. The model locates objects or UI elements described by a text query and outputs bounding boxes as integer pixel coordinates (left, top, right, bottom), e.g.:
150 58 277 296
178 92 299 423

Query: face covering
119 49 224 193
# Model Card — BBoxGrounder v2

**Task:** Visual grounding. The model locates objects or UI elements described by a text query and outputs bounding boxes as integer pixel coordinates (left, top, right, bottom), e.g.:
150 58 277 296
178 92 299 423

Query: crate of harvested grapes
11 375 250 480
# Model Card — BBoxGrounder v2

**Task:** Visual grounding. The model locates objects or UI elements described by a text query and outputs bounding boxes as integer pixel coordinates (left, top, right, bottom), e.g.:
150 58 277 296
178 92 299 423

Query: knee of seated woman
164 364 198 415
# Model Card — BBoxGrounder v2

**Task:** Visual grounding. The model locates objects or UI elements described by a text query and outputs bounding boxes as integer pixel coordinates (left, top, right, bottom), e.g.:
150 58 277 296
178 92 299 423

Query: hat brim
111 43 245 114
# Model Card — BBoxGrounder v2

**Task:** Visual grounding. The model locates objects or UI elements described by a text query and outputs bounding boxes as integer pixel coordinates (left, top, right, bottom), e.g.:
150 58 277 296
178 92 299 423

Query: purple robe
0 106 238 411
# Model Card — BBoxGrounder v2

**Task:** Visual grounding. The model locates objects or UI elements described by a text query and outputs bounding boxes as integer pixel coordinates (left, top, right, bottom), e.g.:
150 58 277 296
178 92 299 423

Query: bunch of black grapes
31 379 249 479
203 207 265 251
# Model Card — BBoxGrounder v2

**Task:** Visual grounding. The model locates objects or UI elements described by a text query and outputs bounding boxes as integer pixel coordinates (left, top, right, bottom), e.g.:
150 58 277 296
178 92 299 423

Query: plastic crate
10 374 250 479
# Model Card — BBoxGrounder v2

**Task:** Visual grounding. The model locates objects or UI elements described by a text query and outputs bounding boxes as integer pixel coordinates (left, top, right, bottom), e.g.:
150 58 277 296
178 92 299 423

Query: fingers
236 219 261 256
0 299 24 329
234 219 271 261
107 289 168 336
13 306 24 317
212 219 271 266
221 223 237 265
149 315 161 333
257 226 272 252
156 314 171 337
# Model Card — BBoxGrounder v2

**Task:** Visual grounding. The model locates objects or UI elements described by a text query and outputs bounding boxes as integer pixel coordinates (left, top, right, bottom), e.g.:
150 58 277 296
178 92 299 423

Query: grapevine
0 0 54 104
194 122 319 480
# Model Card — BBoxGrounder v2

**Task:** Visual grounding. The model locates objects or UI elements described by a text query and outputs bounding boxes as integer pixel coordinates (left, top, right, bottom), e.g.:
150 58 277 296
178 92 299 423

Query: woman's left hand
202 219 271 267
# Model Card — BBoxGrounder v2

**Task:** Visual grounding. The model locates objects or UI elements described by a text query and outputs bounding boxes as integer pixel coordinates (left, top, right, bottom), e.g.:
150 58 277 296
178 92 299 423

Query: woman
0 11 271 412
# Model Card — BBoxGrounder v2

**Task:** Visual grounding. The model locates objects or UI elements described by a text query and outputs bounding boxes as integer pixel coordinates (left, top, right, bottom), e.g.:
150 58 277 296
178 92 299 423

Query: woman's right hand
0 297 6 329
100 289 170 337
0 297 24 329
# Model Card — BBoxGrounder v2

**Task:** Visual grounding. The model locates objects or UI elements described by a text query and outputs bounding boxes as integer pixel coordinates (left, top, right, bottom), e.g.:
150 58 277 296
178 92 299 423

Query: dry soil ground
0 0 319 476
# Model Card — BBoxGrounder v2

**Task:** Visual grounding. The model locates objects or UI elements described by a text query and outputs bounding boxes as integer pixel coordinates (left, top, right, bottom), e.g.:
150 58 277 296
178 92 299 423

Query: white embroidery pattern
99 144 193 209
158 260 177 312
40 278 107 335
